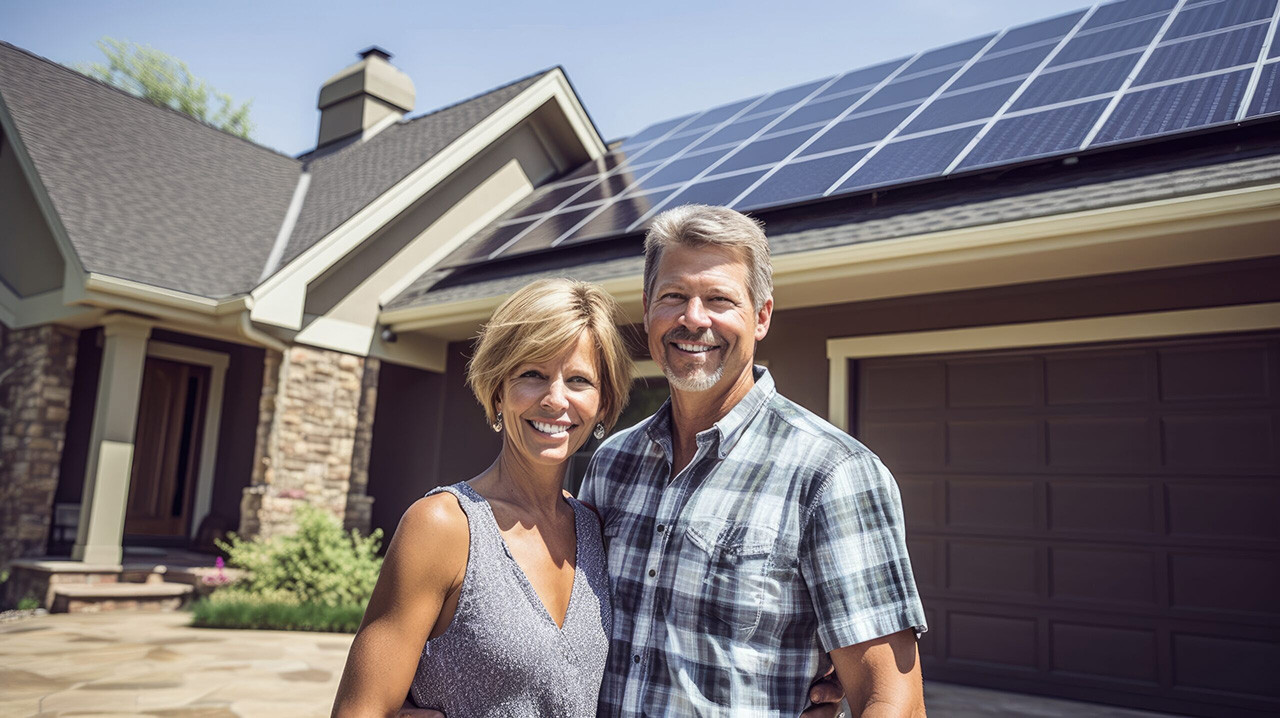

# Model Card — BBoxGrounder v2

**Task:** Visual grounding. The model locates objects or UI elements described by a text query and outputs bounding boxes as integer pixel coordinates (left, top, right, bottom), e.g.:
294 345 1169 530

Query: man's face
643 243 772 394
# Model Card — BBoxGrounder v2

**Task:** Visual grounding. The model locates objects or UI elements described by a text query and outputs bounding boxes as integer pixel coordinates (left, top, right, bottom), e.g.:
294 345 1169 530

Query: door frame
144 341 229 539
825 301 1280 432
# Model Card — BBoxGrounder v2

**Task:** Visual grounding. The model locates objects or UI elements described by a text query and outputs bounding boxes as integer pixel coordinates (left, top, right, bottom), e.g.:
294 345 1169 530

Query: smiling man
579 204 929 718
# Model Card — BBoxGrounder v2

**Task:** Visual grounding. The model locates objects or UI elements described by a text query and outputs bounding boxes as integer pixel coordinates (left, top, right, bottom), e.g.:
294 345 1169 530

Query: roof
279 69 553 267
385 138 1280 312
0 41 301 299
0 41 554 299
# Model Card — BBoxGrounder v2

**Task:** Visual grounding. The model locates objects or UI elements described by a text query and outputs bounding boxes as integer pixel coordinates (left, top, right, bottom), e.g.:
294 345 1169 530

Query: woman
331 278 633 718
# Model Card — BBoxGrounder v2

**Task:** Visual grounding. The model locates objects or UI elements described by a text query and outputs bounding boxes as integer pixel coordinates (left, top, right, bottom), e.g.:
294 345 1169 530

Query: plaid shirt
579 367 927 717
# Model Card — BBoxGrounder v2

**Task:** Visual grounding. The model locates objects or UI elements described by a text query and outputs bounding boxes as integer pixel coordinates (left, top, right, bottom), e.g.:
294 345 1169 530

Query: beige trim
381 181 1280 341
145 341 229 540
251 69 605 331
634 359 664 379
825 301 1280 432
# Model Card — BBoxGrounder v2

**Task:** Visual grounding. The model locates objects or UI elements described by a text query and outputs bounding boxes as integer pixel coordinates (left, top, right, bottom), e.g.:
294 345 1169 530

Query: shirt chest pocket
669 519 782 642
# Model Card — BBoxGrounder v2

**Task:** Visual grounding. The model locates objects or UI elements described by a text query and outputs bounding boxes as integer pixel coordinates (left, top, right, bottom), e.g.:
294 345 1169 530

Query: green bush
16 596 40 611
215 503 383 607
191 589 363 633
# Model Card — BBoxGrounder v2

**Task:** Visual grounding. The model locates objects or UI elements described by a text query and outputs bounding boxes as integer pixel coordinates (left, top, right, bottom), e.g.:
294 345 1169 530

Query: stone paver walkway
0 611 1189 718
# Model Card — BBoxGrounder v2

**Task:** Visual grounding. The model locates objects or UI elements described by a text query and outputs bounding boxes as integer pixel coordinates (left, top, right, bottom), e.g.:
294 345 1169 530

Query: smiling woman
330 278 633 718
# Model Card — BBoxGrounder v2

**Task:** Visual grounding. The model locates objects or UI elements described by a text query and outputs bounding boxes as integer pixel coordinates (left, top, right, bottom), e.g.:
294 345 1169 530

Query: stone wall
239 345 378 540
0 323 80 567
344 356 379 535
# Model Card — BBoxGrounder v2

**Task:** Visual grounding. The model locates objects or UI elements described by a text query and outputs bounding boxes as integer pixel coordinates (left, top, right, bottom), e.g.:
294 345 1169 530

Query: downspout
237 296 288 353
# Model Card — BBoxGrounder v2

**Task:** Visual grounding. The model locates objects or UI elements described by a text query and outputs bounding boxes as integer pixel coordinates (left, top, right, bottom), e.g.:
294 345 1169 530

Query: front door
124 357 210 538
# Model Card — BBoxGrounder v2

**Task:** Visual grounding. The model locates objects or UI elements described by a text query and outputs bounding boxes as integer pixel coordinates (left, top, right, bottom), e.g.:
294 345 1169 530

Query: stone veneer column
0 323 79 566
72 315 152 565
240 345 375 540
344 356 379 535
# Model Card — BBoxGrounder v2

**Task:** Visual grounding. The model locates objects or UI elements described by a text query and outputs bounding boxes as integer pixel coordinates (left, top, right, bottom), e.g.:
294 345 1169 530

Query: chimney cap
359 46 394 61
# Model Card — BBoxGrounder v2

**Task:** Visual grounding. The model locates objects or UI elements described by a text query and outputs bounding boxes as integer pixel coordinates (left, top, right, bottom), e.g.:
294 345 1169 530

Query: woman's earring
593 423 606 440
492 412 504 433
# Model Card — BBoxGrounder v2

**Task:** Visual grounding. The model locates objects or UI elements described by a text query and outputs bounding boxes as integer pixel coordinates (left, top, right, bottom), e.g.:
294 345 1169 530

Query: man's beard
659 328 726 393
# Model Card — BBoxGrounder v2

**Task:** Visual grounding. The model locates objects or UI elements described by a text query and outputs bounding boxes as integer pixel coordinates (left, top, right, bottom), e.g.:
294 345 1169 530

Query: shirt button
656 524 665 533
633 654 641 664
648 569 656 577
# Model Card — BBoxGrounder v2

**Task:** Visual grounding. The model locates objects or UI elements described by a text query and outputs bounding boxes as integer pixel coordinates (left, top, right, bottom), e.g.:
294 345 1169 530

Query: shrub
215 503 383 607
191 589 363 633
16 596 40 611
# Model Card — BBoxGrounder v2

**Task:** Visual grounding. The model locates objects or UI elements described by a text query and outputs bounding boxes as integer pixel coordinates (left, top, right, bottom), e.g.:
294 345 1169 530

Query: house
1 0 1278 714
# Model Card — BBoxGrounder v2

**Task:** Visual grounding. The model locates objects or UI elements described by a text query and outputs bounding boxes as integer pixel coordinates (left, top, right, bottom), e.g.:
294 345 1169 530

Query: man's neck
669 365 756 475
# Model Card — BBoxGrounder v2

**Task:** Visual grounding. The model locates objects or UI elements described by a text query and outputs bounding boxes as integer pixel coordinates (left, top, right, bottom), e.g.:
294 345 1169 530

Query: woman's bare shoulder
383 491 469 588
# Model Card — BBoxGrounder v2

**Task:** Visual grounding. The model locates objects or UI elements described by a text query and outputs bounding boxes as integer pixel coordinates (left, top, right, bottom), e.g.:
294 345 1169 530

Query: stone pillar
344 356 379 534
0 323 79 566
72 315 152 565
240 345 372 540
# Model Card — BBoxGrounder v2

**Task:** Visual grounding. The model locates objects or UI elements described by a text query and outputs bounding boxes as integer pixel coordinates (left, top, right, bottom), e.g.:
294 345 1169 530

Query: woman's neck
470 448 567 519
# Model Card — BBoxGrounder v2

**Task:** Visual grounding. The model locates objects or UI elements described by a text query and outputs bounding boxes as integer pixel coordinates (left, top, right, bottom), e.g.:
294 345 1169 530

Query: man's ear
754 297 773 342
641 292 651 333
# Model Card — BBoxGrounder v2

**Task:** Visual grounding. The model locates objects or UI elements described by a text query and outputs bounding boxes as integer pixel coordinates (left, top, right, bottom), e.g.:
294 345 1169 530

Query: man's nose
681 297 712 329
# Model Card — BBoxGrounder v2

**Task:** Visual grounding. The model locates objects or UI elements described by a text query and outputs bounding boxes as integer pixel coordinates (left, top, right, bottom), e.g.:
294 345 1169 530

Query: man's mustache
663 328 724 347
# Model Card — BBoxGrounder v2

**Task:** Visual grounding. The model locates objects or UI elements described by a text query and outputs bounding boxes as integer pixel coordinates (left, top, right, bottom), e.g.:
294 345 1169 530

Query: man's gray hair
642 204 774 311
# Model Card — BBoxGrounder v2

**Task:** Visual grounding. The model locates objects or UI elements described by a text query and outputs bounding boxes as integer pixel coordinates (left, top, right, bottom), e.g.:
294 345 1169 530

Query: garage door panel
946 540 1039 598
1162 413 1276 469
1159 344 1273 402
946 478 1036 530
862 420 944 471
1046 351 1149 405
862 361 945 410
947 419 1041 468
1047 479 1158 534
857 331 1280 715
1049 546 1159 606
948 611 1039 670
1171 632 1280 700
1050 621 1161 684
1166 482 1280 540
1048 416 1153 469
1169 552 1280 617
947 358 1040 408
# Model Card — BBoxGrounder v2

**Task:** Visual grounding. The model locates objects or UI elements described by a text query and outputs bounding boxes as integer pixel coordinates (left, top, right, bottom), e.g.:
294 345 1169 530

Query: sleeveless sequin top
410 482 612 717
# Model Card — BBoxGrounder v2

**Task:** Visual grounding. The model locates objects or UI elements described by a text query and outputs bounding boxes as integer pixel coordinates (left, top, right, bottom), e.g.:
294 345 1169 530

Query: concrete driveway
0 612 1186 718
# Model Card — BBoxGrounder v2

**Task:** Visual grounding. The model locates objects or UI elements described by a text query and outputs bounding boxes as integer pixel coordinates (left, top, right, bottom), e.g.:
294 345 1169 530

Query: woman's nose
541 380 569 410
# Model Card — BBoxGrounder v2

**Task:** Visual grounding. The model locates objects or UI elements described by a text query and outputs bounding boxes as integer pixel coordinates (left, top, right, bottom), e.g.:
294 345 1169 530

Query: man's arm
830 630 925 718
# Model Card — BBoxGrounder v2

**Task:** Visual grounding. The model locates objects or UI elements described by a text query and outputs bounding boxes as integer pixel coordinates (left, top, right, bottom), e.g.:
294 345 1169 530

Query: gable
0 128 63 298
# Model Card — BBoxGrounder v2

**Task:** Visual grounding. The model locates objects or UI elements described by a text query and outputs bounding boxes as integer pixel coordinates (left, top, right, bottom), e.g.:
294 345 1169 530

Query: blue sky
1 0 1090 156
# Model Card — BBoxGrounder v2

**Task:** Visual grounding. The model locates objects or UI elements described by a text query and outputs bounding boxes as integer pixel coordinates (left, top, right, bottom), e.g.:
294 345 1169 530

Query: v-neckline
463 483 582 632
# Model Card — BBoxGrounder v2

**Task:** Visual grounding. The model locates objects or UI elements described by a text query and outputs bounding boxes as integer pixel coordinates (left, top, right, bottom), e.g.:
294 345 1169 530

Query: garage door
856 331 1280 718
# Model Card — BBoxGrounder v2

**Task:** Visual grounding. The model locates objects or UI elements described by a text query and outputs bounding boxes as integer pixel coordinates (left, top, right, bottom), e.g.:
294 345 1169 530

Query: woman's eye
519 370 543 378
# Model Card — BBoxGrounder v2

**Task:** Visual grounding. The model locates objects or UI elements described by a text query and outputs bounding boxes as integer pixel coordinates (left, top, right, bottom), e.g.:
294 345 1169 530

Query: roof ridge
401 66 559 126
0 40 300 164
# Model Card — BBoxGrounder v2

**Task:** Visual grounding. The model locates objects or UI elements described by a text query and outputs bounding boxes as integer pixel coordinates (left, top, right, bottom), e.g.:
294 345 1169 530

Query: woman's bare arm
331 494 469 718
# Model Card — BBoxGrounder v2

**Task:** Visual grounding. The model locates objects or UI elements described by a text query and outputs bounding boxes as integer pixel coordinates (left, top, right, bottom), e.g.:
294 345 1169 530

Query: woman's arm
331 494 469 718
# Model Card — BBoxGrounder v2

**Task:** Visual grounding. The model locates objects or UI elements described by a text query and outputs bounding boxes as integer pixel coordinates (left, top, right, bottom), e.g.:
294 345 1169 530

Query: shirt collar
646 365 775 463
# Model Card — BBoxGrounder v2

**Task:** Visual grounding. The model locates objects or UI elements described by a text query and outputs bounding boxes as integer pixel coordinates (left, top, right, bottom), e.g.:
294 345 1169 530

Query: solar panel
436 0 1280 269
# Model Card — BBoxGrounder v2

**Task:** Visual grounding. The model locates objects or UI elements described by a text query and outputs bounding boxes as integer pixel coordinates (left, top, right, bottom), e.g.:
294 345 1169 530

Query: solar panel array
442 0 1280 268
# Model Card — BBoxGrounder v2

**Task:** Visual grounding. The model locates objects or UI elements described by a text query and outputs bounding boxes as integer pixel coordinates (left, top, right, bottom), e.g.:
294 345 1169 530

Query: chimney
316 47 415 149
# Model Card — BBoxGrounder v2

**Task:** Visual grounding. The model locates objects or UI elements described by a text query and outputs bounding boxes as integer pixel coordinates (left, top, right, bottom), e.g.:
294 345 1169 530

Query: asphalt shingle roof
0 42 302 299
280 70 552 267
0 41 549 299
385 149 1280 312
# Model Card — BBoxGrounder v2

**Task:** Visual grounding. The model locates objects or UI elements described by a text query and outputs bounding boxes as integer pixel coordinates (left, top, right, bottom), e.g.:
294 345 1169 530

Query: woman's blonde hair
467 278 634 431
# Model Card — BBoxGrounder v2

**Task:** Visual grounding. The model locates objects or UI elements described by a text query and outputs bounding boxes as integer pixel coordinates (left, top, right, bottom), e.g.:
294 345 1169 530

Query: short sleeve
799 451 928 652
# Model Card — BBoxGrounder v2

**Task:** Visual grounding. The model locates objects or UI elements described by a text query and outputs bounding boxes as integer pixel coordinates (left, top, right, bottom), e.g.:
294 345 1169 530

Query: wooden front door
124 357 210 537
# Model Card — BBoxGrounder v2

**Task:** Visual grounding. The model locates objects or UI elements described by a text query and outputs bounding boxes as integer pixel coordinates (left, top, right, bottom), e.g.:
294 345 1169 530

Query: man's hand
395 700 443 718
800 665 847 718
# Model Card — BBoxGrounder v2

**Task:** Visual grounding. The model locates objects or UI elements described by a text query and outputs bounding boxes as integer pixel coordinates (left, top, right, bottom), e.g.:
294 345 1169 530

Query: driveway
0 612 1186 718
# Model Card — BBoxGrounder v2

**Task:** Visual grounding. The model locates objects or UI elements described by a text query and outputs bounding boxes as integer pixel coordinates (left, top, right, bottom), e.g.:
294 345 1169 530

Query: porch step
50 581 193 614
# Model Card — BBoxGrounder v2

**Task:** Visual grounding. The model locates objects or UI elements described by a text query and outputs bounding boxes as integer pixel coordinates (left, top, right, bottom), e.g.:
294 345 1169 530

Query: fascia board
250 70 604 331
379 180 1280 337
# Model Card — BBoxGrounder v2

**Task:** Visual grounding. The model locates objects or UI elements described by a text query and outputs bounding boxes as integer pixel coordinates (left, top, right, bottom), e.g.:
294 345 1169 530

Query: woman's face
497 331 603 468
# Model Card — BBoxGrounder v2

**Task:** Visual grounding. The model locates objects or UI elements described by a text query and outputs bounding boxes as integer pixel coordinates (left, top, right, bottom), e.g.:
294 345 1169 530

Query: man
578 204 928 717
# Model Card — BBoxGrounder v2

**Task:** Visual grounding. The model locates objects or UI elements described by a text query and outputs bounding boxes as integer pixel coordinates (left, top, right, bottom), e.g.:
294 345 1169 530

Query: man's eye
662 293 684 301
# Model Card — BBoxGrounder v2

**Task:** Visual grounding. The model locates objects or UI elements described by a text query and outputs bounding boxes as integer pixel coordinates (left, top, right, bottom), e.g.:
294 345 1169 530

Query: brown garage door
856 331 1280 718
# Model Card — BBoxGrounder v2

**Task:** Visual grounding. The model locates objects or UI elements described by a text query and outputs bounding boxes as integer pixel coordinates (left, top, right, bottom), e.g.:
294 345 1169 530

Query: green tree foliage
78 38 254 139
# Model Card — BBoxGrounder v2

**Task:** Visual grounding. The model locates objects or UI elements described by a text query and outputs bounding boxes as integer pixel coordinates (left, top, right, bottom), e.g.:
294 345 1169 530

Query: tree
78 38 254 139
